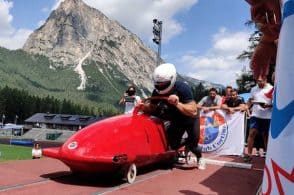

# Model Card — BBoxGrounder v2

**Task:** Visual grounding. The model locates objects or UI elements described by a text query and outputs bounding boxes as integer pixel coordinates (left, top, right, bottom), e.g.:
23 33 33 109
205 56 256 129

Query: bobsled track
0 154 264 195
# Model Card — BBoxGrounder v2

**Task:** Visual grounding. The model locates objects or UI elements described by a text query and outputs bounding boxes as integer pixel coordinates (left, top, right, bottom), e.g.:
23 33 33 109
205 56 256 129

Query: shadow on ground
40 163 171 187
199 155 265 195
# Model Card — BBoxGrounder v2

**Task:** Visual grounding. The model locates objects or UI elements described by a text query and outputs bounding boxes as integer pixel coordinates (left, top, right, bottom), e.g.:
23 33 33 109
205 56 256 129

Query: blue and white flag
262 0 294 194
199 110 245 156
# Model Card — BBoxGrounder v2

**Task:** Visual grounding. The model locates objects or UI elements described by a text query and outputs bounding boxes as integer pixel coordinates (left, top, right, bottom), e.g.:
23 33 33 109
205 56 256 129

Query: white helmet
153 63 177 94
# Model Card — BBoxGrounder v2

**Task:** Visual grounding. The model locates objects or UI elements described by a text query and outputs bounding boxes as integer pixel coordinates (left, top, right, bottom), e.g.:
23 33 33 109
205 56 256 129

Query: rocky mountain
180 75 224 91
0 0 224 114
23 0 157 92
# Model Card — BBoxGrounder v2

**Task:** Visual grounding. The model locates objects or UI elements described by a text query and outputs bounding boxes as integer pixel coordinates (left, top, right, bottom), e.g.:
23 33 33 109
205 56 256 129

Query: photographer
119 85 141 114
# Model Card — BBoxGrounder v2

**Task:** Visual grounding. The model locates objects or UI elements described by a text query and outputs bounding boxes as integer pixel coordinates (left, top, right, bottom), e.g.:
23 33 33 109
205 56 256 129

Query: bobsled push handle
132 96 169 116
146 96 169 102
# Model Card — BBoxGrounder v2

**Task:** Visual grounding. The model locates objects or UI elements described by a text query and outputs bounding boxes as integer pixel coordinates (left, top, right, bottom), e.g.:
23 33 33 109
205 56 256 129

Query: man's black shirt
151 81 196 124
224 96 245 108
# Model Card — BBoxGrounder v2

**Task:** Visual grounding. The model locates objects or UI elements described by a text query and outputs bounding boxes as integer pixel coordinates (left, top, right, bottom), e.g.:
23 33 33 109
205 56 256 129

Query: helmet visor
154 81 171 91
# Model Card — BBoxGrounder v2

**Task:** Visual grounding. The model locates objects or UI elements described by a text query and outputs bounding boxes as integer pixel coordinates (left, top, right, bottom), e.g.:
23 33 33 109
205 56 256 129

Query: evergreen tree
236 21 259 92
0 86 116 123
236 67 255 93
192 83 208 102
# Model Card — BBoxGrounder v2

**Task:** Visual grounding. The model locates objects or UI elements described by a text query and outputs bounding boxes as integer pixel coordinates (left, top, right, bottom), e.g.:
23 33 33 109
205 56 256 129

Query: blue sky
0 0 253 87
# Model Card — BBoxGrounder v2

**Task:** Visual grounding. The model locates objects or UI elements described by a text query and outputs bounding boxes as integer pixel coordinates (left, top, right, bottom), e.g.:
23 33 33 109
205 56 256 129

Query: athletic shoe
243 155 252 163
177 157 186 164
255 151 260 157
197 158 206 170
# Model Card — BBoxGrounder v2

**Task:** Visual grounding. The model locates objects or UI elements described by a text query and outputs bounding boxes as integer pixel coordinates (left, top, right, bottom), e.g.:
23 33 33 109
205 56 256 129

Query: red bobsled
42 98 176 183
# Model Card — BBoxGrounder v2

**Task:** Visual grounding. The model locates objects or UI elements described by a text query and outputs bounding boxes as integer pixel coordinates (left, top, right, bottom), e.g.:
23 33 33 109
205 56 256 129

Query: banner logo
199 111 228 152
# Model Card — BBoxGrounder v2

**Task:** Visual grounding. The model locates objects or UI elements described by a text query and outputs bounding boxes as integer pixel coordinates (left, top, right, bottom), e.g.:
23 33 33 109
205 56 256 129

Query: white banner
262 1 294 194
199 110 245 156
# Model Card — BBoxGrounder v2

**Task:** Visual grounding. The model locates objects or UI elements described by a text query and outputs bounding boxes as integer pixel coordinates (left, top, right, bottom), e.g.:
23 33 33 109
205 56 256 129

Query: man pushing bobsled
137 63 205 170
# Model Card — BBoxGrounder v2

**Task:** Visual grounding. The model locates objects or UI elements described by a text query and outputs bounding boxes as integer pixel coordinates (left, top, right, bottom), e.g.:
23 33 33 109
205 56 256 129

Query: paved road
0 156 264 195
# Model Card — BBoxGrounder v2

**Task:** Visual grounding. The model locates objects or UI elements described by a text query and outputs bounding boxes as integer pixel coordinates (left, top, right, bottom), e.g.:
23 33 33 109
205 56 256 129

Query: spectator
243 75 273 162
119 85 141 114
256 71 275 157
221 86 232 104
244 96 265 158
197 88 222 113
137 63 205 170
32 143 42 159
221 89 246 114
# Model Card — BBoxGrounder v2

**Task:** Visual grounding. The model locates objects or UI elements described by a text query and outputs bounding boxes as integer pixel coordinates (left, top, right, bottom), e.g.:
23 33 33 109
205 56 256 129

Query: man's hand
228 108 235 114
136 100 145 110
202 107 210 113
168 94 179 106
260 103 272 108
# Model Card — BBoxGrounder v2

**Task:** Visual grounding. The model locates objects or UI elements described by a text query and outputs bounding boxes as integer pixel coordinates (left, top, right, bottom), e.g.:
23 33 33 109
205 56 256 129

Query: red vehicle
42 98 177 183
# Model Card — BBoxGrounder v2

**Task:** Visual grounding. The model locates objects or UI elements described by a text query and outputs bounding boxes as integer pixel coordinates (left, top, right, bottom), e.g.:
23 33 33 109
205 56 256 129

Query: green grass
0 46 134 114
0 144 32 162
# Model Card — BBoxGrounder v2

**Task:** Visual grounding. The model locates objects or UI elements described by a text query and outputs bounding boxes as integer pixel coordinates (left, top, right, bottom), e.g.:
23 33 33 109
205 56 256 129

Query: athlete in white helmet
153 63 177 95
138 63 204 169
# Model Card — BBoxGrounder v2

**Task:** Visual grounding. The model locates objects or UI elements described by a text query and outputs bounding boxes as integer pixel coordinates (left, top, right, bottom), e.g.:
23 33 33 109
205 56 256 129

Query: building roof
25 113 104 126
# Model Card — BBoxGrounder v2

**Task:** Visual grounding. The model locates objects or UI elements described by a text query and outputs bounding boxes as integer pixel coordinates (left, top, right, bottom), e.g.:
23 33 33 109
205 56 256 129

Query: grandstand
0 113 103 143
25 113 103 131
21 128 76 142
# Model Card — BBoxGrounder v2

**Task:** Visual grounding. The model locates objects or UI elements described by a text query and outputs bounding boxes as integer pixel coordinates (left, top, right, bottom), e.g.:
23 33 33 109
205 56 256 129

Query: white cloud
0 0 197 49
0 29 32 50
213 28 250 54
0 0 32 50
52 0 198 43
0 0 14 36
180 28 250 87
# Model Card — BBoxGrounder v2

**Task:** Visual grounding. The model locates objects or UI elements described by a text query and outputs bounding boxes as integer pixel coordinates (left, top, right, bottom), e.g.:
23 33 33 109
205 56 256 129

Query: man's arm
221 103 230 111
197 97 205 109
168 95 197 117
227 103 246 114
175 101 197 117
233 103 246 111
247 97 253 110
204 105 221 111
119 96 125 105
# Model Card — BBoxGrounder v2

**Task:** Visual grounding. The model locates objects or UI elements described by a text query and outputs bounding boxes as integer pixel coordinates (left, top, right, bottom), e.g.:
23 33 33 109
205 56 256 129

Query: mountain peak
57 0 86 13
60 0 83 7
23 0 158 91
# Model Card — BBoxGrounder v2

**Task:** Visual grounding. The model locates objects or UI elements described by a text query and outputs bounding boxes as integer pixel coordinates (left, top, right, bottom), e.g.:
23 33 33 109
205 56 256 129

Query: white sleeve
135 96 141 105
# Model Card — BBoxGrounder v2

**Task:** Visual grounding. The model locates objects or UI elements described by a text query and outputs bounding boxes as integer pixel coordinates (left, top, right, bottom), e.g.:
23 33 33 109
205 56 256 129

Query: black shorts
249 116 271 133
